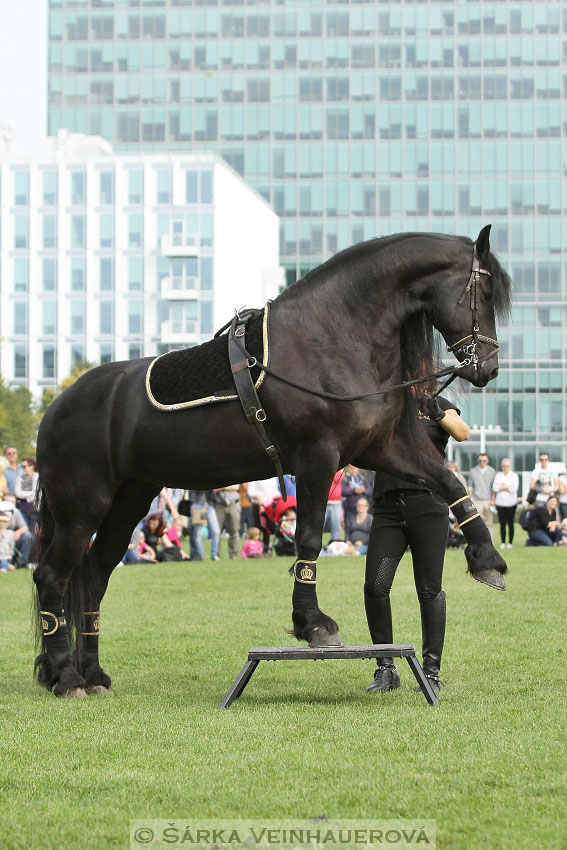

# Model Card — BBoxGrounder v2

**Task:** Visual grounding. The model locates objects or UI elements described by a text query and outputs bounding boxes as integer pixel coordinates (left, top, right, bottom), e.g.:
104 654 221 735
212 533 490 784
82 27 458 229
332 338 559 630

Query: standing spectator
341 465 372 530
468 453 496 529
529 453 559 507
3 446 21 501
188 491 220 561
279 475 297 498
491 458 519 549
447 461 467 489
0 500 32 567
213 485 242 559
324 469 344 542
15 458 39 527
526 496 562 546
239 483 255 537
0 511 16 572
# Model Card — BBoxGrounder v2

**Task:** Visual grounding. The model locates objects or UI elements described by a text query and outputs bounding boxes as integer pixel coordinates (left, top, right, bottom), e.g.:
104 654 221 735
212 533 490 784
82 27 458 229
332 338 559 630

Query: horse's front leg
291 447 343 646
356 443 507 591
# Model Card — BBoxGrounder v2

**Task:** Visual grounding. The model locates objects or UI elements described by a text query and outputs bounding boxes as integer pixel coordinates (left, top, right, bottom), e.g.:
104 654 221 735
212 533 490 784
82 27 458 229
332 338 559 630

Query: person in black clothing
365 393 470 695
526 495 562 546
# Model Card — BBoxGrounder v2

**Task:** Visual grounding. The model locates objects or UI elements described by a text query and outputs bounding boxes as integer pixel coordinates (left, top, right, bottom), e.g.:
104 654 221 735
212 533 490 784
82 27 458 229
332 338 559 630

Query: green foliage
1 545 565 849
0 376 37 454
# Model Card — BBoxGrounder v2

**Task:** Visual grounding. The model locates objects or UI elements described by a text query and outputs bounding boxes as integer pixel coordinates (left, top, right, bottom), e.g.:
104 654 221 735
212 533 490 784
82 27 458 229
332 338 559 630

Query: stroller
260 495 297 555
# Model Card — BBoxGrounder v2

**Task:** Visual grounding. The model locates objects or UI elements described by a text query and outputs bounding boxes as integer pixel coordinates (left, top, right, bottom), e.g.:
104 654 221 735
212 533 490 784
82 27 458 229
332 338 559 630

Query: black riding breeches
365 491 449 604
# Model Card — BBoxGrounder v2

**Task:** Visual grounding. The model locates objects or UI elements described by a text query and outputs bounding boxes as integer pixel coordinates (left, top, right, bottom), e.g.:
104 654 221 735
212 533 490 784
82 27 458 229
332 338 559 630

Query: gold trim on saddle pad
145 304 270 412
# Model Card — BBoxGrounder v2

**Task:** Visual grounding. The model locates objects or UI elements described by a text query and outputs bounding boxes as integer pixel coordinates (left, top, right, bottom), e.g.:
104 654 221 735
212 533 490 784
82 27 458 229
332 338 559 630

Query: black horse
34 226 511 697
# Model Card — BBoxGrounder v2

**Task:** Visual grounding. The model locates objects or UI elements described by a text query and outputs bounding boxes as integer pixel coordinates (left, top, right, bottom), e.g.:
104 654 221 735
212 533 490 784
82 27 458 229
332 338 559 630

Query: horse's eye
482 291 493 302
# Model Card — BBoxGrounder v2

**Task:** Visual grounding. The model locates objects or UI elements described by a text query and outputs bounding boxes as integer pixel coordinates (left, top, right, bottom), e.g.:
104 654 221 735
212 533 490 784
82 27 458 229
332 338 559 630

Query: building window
99 301 114 335
13 171 29 206
71 171 85 205
71 257 85 291
201 170 212 204
14 258 28 292
43 214 58 249
186 170 198 203
99 257 114 291
128 213 143 247
43 171 58 206
14 345 27 379
14 215 28 249
99 343 113 364
99 213 115 248
128 300 143 334
99 171 114 205
70 300 85 334
156 169 172 204
71 344 85 371
128 169 144 204
128 344 142 360
42 345 56 380
42 301 57 336
128 257 144 291
14 302 27 335
43 258 57 292
71 215 85 249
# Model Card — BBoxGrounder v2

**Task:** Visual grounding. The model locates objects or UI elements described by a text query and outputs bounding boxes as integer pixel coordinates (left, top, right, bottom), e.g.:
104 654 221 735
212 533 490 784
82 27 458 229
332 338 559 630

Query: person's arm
14 477 29 501
160 487 179 519
438 408 470 442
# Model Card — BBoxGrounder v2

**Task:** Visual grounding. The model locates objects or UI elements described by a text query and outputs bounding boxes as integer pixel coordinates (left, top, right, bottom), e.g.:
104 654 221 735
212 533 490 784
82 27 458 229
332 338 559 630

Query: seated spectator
341 465 372 530
14 458 39 527
559 518 567 546
136 531 158 563
241 527 264 559
526 496 562 546
558 464 567 520
0 511 16 572
161 517 190 561
141 513 166 558
0 500 32 567
345 497 372 555
320 540 360 556
122 527 142 565
274 507 297 557
0 457 9 499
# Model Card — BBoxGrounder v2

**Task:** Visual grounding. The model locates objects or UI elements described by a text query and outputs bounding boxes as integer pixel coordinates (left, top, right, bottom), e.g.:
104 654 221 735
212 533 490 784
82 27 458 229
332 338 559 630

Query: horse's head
432 226 511 388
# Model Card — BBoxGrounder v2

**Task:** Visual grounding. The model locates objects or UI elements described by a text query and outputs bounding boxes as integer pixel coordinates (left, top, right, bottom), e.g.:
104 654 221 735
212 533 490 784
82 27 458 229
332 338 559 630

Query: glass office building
46 0 567 469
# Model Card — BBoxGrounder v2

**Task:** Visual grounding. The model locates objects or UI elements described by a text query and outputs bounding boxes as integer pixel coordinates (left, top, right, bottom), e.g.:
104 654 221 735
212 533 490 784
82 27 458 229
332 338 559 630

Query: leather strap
228 315 287 500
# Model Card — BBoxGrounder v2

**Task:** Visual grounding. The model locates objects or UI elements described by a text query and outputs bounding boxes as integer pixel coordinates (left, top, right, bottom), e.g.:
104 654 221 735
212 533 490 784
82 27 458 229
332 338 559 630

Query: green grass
0 542 566 850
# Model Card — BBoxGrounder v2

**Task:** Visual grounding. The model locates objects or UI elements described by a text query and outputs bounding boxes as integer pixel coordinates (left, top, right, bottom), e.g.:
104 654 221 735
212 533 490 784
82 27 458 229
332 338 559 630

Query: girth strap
228 314 287 500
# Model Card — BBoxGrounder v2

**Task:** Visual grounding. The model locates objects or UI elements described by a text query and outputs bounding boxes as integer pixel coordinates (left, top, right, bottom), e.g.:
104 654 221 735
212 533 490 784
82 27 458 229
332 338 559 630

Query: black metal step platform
220 643 439 708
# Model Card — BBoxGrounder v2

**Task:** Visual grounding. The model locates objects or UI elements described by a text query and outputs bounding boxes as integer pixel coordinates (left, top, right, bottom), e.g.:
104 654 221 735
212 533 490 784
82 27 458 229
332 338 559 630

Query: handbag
190 505 207 526
178 492 192 517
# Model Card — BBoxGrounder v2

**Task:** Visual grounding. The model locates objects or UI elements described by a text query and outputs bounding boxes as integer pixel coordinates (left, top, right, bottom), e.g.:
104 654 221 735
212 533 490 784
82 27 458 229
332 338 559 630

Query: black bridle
223 242 499 404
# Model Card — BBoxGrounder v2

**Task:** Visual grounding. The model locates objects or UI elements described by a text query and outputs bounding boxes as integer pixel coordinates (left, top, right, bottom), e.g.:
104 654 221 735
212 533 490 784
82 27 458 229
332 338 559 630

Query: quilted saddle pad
146 305 269 411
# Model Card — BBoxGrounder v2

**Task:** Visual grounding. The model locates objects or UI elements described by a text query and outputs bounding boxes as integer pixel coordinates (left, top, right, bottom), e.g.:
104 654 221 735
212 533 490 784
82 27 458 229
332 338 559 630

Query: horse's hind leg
34 523 98 697
74 480 159 694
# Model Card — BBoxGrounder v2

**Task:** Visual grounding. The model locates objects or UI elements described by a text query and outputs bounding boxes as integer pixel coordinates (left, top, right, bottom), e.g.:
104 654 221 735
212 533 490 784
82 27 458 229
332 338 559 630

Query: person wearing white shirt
491 458 519 549
529 453 558 506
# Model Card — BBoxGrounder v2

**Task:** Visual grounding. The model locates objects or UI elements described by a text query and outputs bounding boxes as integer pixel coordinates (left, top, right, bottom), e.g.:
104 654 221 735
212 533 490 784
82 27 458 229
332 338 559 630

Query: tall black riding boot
419 590 446 694
364 592 401 692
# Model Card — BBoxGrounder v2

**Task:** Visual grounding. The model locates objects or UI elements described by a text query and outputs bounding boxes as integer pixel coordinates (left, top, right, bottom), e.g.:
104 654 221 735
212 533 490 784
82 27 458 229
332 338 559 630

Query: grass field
0 541 566 850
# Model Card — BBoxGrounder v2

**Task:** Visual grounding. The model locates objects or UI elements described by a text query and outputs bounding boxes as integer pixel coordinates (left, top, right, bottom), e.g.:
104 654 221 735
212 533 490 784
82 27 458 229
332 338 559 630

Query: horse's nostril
490 367 499 380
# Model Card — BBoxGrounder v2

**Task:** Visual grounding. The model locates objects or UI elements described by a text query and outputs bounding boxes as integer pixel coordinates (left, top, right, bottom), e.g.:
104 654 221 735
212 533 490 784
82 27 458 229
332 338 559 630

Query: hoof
473 569 506 591
59 687 88 698
307 627 344 647
85 685 113 696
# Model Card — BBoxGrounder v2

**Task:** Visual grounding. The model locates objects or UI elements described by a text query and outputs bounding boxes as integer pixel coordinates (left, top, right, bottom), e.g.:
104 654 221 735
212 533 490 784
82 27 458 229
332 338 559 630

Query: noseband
445 243 499 372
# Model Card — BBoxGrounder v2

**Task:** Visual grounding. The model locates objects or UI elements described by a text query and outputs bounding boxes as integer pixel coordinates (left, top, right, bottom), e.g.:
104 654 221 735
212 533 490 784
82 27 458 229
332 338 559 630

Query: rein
226 243 498 404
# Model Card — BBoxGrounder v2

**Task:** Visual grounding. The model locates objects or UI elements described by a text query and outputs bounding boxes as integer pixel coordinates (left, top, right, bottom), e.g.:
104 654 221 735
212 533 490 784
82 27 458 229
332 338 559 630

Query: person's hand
416 394 446 421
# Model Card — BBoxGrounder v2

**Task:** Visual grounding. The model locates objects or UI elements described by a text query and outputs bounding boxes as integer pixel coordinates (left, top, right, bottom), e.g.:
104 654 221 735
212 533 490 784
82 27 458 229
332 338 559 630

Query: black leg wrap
40 606 70 656
291 560 318 609
450 497 491 545
81 611 100 656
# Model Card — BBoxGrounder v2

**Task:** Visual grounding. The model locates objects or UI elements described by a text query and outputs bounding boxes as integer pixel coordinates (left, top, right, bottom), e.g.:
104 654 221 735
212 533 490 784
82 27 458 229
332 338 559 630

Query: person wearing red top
324 469 344 542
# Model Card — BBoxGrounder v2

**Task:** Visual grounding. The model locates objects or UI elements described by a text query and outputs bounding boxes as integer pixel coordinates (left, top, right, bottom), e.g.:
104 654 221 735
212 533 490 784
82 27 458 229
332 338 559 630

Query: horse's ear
475 224 492 262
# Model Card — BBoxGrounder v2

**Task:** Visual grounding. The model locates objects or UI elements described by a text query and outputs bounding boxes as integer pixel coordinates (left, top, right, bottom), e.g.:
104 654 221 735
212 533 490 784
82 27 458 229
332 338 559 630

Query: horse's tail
32 485 84 659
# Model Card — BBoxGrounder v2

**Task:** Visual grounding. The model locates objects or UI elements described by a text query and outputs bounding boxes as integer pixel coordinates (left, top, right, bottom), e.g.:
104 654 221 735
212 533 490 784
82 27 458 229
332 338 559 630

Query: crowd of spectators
0 445 39 573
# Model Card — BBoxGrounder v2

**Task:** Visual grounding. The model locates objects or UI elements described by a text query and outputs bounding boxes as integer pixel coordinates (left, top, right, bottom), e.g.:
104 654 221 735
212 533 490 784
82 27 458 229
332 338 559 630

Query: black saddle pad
146 308 266 410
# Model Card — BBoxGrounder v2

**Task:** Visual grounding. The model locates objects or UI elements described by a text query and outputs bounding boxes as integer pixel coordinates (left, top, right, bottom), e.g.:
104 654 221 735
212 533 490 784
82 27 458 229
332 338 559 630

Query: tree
0 377 37 455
